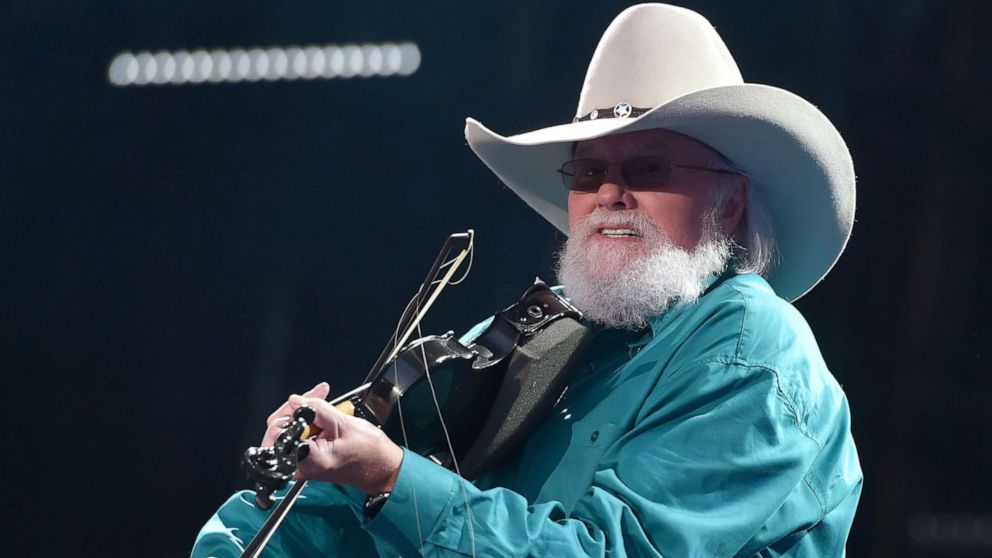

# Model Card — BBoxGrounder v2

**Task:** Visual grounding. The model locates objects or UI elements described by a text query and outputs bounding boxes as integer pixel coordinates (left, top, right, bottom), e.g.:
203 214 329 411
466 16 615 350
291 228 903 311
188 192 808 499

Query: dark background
3 1 990 556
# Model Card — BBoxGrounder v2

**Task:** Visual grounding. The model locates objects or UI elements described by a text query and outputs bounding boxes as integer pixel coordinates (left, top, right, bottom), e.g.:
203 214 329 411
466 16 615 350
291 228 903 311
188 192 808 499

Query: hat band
573 101 650 123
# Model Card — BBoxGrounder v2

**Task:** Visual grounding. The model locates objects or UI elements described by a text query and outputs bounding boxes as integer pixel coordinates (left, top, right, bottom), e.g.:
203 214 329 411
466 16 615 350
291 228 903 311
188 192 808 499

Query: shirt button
590 430 599 442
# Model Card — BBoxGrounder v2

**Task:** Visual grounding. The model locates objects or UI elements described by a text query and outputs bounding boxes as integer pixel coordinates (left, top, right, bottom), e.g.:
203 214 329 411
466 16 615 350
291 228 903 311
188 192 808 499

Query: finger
269 382 330 419
265 382 330 427
260 417 293 447
306 381 331 400
262 397 304 447
262 382 331 445
295 437 339 480
292 442 313 481
290 397 349 435
293 426 404 494
266 393 306 426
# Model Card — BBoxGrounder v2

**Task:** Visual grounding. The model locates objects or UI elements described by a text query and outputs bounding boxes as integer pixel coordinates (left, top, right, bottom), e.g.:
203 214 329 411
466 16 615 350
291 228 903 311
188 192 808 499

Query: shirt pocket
539 420 620 512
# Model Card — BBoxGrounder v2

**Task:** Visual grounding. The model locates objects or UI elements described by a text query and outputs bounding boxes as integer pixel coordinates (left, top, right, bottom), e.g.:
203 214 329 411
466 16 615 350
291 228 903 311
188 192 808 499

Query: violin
239 231 592 558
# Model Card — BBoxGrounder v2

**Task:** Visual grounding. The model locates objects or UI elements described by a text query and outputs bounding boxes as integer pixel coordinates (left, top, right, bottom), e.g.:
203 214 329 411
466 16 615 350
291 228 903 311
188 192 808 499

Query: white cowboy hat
465 3 855 302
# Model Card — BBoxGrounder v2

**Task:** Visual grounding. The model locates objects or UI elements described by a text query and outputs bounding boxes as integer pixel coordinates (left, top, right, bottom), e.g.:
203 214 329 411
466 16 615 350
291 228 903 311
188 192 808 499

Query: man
193 4 861 556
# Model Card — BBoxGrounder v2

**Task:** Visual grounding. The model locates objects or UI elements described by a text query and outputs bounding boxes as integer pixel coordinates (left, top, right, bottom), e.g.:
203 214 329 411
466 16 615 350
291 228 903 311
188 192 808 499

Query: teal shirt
192 273 862 557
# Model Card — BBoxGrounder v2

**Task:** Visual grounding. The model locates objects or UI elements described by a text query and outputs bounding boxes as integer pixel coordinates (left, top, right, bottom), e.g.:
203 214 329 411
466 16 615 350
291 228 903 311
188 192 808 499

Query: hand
261 382 331 447
264 382 404 495
291 393 403 495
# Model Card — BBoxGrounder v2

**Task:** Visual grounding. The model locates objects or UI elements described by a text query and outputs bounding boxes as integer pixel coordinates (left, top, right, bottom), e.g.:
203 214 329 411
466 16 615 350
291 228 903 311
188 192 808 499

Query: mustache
573 210 670 247
574 210 658 235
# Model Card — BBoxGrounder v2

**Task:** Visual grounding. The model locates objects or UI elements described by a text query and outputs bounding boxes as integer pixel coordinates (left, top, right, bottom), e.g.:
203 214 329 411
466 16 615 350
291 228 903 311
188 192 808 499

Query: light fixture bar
108 42 421 86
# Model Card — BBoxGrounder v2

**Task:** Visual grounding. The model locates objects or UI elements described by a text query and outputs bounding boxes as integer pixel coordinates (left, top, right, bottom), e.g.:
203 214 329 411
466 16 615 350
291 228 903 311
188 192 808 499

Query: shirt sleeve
190 482 380 558
364 359 842 557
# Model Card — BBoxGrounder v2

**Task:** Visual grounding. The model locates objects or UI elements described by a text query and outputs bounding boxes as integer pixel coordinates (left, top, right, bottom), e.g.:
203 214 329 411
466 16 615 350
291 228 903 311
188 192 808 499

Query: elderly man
193 4 861 557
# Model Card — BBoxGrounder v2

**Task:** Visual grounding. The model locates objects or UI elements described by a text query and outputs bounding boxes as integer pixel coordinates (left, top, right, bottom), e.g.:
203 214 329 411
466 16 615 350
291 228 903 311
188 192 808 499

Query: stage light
230 49 249 82
175 51 195 83
210 50 232 82
191 50 212 83
135 52 155 85
153 51 174 83
267 48 288 81
108 42 421 86
397 43 420 76
382 44 402 76
108 52 138 85
325 46 344 78
341 45 361 78
303 46 324 78
361 44 382 77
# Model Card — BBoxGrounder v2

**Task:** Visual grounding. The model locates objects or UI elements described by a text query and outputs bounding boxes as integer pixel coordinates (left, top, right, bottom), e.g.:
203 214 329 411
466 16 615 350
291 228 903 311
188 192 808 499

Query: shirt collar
644 267 735 337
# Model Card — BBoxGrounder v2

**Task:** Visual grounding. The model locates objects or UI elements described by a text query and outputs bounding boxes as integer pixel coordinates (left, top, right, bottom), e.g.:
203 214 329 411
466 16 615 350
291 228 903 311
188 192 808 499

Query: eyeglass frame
556 157 746 192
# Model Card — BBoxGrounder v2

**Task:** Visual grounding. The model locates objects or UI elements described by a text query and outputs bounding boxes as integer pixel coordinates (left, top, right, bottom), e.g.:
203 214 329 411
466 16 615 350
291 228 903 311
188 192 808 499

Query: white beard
555 210 732 330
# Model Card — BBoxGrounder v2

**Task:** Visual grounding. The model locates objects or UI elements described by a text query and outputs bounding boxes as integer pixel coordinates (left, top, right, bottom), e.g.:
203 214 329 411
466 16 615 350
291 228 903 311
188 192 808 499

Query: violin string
431 235 473 288
414 319 479 558
430 256 471 287
448 237 474 286
444 237 479 556
392 291 427 554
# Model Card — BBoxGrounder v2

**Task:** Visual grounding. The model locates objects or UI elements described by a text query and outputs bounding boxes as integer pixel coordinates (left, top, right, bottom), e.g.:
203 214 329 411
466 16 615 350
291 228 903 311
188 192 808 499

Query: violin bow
362 230 474 384
239 229 475 558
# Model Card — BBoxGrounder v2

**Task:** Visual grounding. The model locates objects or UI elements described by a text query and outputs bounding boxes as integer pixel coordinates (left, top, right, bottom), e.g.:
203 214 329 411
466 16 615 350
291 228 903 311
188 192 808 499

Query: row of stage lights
108 42 421 86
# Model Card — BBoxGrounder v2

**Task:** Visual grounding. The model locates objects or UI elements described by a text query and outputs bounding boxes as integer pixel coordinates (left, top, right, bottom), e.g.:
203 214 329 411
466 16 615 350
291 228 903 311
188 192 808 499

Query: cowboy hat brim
465 83 855 302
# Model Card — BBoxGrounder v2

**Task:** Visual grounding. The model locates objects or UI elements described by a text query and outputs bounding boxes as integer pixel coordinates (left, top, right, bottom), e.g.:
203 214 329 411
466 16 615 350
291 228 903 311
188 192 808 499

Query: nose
596 165 633 210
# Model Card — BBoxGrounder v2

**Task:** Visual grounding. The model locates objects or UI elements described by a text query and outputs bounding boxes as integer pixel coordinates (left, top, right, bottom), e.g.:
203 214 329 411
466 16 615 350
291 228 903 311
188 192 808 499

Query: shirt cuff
364 448 461 553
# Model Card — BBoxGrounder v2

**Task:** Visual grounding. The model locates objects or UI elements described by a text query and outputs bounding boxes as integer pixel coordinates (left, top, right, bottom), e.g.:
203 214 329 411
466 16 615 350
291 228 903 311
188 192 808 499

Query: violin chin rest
457 316 592 480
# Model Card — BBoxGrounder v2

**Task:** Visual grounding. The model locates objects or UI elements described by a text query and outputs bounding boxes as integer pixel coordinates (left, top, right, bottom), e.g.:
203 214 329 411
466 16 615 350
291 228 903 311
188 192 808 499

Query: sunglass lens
561 160 607 192
622 158 672 190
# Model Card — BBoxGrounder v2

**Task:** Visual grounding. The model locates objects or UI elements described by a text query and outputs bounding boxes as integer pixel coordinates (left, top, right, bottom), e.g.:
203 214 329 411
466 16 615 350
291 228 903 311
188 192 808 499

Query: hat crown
576 4 743 118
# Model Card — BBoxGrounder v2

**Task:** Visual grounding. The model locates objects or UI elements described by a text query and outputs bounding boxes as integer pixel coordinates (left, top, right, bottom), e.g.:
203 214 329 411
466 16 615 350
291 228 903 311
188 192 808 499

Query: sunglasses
557 157 741 192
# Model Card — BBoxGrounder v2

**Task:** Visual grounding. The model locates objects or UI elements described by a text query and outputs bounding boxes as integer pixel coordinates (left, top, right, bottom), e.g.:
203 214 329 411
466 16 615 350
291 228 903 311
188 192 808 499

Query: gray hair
707 154 778 277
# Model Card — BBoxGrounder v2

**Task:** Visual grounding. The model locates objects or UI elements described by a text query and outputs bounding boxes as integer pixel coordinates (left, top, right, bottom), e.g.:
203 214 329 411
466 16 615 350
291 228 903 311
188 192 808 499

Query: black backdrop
4 2 991 556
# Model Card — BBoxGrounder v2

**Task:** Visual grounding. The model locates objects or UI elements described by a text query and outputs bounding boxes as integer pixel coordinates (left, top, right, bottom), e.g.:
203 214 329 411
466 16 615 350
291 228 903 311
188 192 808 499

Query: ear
719 177 748 236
